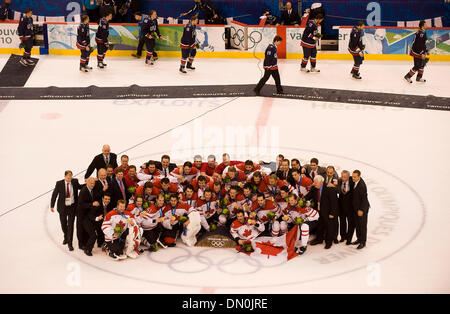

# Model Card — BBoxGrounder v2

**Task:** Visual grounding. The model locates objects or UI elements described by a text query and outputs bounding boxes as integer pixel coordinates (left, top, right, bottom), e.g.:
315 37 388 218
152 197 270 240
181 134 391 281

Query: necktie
311 171 315 179
342 183 346 194
103 180 107 188
66 183 70 198
164 168 167 177
119 180 126 200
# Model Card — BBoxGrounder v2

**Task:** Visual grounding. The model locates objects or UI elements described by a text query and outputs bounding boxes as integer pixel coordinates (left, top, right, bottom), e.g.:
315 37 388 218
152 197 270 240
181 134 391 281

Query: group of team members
51 147 370 261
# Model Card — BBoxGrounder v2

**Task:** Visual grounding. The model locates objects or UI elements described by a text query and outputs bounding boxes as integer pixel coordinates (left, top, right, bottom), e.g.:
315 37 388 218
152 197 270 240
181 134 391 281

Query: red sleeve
214 163 225 174
126 204 136 211
135 185 144 196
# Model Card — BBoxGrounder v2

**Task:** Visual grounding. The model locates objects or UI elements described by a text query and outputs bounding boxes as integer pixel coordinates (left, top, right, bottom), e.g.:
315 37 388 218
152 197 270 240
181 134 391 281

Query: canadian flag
243 225 299 262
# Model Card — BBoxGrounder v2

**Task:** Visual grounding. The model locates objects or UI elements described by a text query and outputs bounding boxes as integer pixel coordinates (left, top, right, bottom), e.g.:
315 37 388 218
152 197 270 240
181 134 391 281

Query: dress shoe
345 240 352 245
339 238 346 243
351 240 360 245
333 239 339 244
68 244 74 251
79 245 85 250
310 239 323 246
357 243 366 250
84 249 92 256
324 243 332 249
63 239 68 245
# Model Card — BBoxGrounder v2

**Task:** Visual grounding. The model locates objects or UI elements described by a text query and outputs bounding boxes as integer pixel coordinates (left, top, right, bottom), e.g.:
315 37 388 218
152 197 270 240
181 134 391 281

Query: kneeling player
280 193 319 255
77 15 92 72
404 20 429 83
137 194 165 251
230 210 265 246
196 189 219 233
160 194 190 246
179 15 198 74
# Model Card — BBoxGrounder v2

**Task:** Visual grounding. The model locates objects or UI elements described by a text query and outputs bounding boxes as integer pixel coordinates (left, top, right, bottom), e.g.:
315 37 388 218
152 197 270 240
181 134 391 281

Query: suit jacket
280 9 300 25
276 169 293 181
352 178 370 213
110 177 130 206
50 179 83 211
77 186 99 221
94 179 112 202
85 153 118 179
337 178 354 211
306 185 339 217
303 164 327 180
153 161 177 176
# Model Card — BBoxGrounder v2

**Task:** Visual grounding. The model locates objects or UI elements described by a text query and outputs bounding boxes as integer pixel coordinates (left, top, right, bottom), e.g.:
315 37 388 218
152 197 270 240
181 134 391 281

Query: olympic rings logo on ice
209 239 225 248
146 246 287 275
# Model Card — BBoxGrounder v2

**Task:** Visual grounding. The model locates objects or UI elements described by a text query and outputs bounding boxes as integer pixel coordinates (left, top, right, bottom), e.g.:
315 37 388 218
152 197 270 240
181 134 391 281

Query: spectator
115 0 131 23
0 0 12 21
280 1 300 26
99 0 116 20
82 0 99 23
180 0 225 25
260 9 279 26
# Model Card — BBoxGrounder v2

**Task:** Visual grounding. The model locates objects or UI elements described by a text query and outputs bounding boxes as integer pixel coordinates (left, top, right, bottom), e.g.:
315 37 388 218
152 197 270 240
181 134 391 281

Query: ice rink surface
0 55 449 293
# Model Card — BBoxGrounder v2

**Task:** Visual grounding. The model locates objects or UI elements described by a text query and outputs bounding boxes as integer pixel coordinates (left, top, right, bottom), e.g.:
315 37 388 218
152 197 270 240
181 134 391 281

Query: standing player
348 21 365 79
253 35 284 95
179 15 198 74
404 20 429 83
141 10 162 66
300 14 323 73
77 15 92 72
95 10 113 69
18 8 35 67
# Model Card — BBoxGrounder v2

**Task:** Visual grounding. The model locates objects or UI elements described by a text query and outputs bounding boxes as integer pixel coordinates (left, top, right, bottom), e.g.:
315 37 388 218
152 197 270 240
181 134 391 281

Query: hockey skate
145 58 154 65
300 67 307 72
79 66 89 72
187 64 196 70
179 66 187 74
309 67 320 73
25 58 35 66
352 73 362 80
416 78 426 83
131 53 142 58
97 62 105 69
296 246 307 255
19 58 28 67
404 75 413 83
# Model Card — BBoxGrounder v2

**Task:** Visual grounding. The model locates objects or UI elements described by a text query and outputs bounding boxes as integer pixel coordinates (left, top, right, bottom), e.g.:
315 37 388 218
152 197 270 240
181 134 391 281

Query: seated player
127 194 144 217
241 183 257 216
260 173 294 201
136 193 165 251
160 194 190 247
230 210 265 246
275 185 291 211
250 193 281 237
153 177 182 201
191 175 211 200
179 184 198 209
132 181 160 204
196 189 219 233
290 169 313 198
218 186 245 225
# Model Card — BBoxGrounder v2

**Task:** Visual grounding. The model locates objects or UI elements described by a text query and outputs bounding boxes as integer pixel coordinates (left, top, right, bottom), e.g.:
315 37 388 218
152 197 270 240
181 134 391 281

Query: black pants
145 37 155 60
407 56 426 79
58 205 76 245
76 209 88 249
337 205 354 240
316 212 337 245
83 218 98 252
351 54 364 74
180 47 196 67
161 223 184 244
142 225 162 245
106 229 129 255
354 210 368 244
255 69 283 93
22 38 33 59
86 8 99 23
80 47 92 67
301 46 317 68
96 221 104 247
96 40 108 63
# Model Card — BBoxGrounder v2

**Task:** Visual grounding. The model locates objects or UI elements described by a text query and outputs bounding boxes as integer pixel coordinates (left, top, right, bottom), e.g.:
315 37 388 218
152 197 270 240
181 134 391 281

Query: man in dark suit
83 190 105 256
50 170 83 251
349 170 370 249
76 178 100 251
276 159 292 181
306 175 339 249
85 144 118 179
94 168 112 202
280 1 300 25
154 154 177 178
337 170 355 244
110 168 130 206
302 157 327 180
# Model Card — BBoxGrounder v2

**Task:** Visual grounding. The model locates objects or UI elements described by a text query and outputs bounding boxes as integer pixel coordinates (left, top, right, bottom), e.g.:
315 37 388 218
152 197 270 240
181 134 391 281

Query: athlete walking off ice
404 20 429 83
254 35 284 95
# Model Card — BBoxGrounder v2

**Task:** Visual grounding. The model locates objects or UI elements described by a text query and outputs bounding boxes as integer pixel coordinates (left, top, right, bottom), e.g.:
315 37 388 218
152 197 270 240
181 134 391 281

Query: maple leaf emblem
242 228 252 238
255 240 284 259
117 221 125 229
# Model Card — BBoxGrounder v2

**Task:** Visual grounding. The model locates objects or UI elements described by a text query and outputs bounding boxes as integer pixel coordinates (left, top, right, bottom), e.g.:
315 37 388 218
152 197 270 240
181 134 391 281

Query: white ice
0 55 449 294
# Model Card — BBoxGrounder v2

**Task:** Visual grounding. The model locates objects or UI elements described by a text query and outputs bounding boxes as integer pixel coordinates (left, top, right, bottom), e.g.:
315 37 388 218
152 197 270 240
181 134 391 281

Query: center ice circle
45 147 425 289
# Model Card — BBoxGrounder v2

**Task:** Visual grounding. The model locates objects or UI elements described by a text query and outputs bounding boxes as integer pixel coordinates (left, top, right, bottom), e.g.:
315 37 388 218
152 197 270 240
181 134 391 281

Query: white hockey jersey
230 218 265 241
102 209 136 242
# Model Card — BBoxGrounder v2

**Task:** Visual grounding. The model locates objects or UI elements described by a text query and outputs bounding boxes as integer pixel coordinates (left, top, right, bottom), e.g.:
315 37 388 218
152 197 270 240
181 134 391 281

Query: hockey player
196 189 219 233
222 166 247 189
230 210 265 246
160 194 190 246
290 169 312 199
179 15 198 73
141 10 162 66
95 10 113 68
254 35 284 95
250 193 281 237
137 193 165 251
179 184 198 209
348 21 365 79
404 20 429 83
77 15 92 72
0 0 12 21
18 8 35 67
260 173 294 200
300 14 324 73
280 193 319 255
102 199 137 260
137 160 161 184
170 161 199 188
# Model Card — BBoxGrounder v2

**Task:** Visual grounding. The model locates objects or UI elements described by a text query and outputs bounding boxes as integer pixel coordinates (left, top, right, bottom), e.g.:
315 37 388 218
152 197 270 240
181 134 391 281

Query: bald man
85 144 118 179
76 177 100 250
